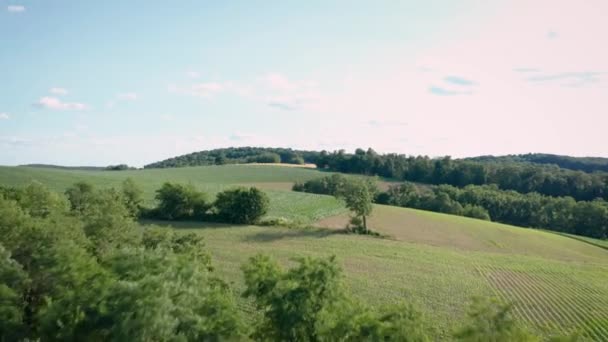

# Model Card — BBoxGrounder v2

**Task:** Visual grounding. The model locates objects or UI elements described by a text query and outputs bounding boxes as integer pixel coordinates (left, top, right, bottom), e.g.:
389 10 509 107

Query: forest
315 149 608 202
466 153 608 173
144 147 320 168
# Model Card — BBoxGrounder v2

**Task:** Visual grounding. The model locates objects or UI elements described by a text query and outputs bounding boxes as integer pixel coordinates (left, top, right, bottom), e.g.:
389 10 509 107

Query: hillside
0 164 347 224
1 164 607 339
144 147 321 169
156 217 608 340
466 153 608 173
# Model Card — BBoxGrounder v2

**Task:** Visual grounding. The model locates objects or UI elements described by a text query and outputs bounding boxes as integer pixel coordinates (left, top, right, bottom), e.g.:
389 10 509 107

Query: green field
2 165 608 340
0 165 347 224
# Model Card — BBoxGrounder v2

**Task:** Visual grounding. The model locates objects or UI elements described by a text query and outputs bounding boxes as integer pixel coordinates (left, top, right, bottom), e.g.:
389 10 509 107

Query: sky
1 0 607 166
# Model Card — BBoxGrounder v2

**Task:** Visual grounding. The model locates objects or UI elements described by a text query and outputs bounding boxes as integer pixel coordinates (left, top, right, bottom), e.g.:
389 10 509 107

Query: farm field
0 165 348 224
150 220 608 340
1 164 607 340
317 204 608 262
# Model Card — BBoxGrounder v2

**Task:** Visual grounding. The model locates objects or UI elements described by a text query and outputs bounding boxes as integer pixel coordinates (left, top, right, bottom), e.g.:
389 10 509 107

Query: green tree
454 297 538 342
337 178 377 232
65 181 95 214
242 254 343 341
154 182 210 220
214 187 269 224
121 178 143 217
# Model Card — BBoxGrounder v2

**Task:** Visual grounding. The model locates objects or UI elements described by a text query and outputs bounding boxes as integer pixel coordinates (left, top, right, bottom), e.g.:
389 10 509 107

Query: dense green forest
144 147 320 168
315 148 608 202
1 180 568 341
467 153 608 173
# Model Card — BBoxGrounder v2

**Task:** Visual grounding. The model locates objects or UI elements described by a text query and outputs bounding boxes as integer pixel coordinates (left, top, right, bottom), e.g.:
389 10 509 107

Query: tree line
0 181 577 340
315 148 608 202
144 147 320 168
466 153 608 173
294 174 608 239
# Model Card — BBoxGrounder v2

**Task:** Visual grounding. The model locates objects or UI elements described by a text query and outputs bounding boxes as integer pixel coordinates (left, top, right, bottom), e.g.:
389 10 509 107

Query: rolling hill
1 164 607 340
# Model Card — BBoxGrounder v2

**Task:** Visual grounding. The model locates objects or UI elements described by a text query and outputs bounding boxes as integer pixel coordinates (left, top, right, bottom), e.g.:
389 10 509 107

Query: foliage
0 183 242 341
382 182 608 239
461 205 491 221
153 182 210 220
467 153 608 173
336 178 377 231
242 254 430 341
454 297 539 341
249 152 281 163
214 187 270 224
292 174 349 196
105 164 135 171
121 177 143 217
145 147 319 168
65 181 96 214
316 148 608 202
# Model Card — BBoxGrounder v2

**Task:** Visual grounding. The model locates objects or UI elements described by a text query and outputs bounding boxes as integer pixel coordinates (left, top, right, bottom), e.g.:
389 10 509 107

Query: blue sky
1 1 607 166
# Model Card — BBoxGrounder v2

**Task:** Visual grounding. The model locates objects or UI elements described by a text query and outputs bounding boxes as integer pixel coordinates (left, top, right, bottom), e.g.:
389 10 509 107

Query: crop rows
476 263 608 340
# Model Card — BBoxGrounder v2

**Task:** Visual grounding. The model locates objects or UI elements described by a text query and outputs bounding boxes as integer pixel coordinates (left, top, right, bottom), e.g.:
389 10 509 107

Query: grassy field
150 220 608 340
0 165 347 224
317 204 608 262
1 165 607 340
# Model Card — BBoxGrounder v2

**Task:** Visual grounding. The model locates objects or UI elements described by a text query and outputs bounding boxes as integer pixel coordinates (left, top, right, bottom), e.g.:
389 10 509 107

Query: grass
316 204 608 262
0 165 347 224
147 220 608 340
2 164 607 340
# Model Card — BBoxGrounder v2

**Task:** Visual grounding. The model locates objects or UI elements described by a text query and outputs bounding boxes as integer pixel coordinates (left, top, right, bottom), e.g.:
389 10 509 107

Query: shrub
214 187 269 224
154 183 210 220
461 205 491 221
249 153 281 164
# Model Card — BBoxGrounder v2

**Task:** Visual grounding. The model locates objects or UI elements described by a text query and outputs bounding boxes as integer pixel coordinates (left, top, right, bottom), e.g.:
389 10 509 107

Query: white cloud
0 113 9 120
117 92 138 101
7 5 25 13
50 87 68 95
35 97 88 111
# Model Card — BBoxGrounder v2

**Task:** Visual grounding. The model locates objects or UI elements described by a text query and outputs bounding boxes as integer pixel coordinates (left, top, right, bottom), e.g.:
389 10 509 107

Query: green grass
2 164 607 340
317 204 608 262
149 221 608 341
0 165 347 224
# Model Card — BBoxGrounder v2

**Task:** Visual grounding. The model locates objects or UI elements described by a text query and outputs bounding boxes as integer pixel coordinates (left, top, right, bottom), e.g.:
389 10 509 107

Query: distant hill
144 147 321 169
19 164 106 171
465 153 608 173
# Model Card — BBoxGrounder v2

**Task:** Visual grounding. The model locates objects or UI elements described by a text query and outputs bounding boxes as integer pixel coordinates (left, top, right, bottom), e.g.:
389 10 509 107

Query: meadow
0 165 347 224
1 165 607 340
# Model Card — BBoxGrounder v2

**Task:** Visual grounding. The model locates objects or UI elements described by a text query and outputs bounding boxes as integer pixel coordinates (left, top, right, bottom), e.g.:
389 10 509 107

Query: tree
65 181 95 214
337 178 377 232
454 297 538 342
214 187 269 224
154 182 210 220
121 178 143 217
242 254 343 341
243 254 431 341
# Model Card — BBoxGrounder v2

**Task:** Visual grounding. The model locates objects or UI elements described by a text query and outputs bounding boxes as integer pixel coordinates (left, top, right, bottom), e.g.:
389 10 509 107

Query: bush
249 153 281 164
292 174 349 196
461 205 491 221
154 183 210 220
214 187 269 224
454 297 538 341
